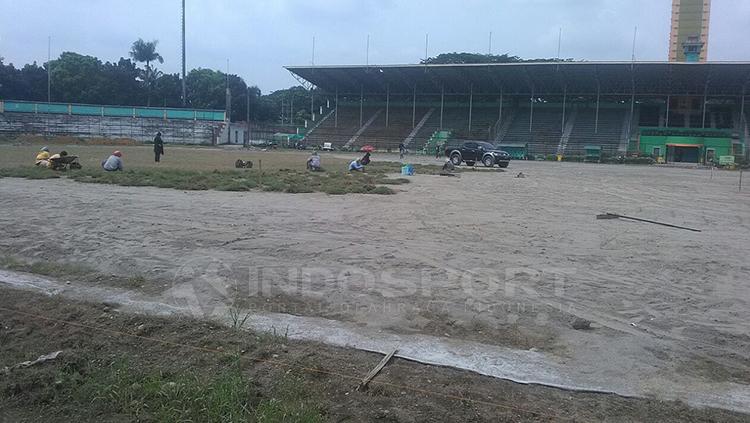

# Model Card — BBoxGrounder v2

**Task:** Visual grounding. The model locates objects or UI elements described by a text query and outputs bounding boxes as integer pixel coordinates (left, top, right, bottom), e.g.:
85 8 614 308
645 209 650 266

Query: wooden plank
356 349 397 391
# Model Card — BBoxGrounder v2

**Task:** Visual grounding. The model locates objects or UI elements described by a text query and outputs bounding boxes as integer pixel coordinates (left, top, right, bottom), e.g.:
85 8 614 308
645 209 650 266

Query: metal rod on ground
356 349 397 391
597 213 701 232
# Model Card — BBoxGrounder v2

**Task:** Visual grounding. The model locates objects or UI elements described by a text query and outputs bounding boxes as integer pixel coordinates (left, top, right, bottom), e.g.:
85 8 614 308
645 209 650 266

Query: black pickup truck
445 141 511 168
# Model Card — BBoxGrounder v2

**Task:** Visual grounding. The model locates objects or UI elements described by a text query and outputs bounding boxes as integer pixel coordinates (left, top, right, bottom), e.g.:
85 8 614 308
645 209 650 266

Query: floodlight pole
181 0 186 107
47 36 51 103
335 87 339 128
468 84 474 133
246 86 250 145
424 34 429 63
366 34 370 67
665 95 670 127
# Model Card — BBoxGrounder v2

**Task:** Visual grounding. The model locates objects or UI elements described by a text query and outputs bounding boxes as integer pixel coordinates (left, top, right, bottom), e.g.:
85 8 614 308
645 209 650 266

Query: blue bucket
401 164 414 176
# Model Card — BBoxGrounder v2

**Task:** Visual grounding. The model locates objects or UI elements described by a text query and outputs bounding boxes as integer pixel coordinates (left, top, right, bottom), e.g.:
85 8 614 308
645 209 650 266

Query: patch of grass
0 255 165 293
0 256 92 280
1 165 409 195
51 360 324 422
125 275 146 289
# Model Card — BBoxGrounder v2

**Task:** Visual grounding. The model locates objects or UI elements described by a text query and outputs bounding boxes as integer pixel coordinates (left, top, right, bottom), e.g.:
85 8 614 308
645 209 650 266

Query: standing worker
154 131 165 163
398 142 406 160
435 142 441 159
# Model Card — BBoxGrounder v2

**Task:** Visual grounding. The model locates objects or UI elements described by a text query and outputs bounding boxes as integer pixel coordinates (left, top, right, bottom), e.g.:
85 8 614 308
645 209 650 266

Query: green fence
0 100 225 122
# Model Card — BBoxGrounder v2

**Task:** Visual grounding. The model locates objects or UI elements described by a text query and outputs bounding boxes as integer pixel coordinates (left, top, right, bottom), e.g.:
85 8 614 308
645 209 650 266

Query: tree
100 58 143 106
129 39 164 106
152 72 182 108
48 52 107 104
258 86 324 125
185 68 257 121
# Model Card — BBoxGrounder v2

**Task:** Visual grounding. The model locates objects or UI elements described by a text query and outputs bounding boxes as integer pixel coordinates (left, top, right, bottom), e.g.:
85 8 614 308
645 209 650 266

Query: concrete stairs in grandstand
403 108 435 147
344 109 383 148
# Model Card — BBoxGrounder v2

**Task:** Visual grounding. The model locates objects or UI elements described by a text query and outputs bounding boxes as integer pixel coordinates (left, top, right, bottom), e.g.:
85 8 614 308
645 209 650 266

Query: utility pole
246 86 250 146
366 34 370 66
47 36 51 103
488 31 492 55
181 0 187 107
225 59 231 122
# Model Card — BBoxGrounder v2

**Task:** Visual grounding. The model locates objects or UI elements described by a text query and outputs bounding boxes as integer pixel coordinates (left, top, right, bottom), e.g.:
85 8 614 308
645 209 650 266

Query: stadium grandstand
287 61 749 163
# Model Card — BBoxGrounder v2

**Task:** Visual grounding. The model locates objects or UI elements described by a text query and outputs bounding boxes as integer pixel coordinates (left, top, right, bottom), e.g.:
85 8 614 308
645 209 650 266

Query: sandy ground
2 160 750 410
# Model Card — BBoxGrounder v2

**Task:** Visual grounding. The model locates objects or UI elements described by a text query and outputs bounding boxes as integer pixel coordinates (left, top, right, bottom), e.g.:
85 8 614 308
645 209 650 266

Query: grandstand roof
286 62 750 97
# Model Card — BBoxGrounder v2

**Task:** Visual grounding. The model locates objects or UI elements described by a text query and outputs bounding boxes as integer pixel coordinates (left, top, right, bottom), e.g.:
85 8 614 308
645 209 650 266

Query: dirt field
2 145 750 416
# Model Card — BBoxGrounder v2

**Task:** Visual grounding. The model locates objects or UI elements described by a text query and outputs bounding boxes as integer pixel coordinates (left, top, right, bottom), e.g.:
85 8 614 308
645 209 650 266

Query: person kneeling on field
102 150 124 171
307 151 322 171
35 146 51 167
348 159 365 172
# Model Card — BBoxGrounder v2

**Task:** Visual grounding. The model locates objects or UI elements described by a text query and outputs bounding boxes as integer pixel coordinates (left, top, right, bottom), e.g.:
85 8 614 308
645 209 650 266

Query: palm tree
129 39 164 106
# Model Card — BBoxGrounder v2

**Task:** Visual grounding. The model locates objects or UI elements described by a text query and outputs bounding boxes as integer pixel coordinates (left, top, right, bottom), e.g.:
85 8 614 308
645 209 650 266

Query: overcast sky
1 0 749 93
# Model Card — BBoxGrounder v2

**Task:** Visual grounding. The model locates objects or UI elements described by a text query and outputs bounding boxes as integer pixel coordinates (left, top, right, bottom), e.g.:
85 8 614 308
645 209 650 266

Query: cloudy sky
1 0 749 93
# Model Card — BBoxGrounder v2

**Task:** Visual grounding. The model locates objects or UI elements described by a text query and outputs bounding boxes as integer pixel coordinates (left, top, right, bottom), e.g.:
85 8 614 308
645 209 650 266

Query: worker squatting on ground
349 159 365 172
154 131 165 163
35 147 50 167
102 151 124 171
307 151 321 171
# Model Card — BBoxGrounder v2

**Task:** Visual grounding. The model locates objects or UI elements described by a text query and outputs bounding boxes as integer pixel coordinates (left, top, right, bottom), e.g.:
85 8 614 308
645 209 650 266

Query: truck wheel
465 161 475 167
450 153 462 166
483 156 494 167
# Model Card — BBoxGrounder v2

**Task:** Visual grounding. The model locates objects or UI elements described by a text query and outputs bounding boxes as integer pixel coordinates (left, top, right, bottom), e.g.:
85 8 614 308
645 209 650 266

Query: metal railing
0 99 225 122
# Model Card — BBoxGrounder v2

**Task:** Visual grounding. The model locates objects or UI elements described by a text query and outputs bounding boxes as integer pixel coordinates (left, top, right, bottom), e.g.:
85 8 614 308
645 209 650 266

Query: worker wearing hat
101 150 124 171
